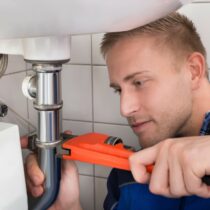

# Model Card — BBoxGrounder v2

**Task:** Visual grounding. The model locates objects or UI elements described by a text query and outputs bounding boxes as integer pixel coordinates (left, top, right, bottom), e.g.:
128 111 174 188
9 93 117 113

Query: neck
183 80 210 136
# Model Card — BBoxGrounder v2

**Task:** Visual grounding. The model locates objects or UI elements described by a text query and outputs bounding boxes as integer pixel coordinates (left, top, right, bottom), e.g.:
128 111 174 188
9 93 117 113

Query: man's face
106 36 193 148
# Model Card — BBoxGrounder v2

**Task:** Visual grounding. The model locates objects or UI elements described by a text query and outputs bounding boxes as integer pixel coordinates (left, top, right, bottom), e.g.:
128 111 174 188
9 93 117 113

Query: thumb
20 135 28 149
129 144 159 183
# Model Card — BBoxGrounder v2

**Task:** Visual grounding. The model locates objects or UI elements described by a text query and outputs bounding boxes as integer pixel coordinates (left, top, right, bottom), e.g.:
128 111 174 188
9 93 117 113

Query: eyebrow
110 71 149 88
110 83 119 89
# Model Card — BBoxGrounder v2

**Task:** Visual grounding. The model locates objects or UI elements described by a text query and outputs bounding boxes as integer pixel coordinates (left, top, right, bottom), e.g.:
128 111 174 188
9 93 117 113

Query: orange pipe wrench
61 132 153 173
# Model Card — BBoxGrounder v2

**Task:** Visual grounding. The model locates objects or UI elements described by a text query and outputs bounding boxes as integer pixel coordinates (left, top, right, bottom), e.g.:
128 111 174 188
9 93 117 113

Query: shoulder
107 168 135 186
104 168 135 210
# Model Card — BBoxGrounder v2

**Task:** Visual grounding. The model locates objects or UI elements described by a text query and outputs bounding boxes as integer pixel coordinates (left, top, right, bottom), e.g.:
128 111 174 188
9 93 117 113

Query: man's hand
20 135 82 210
129 136 210 198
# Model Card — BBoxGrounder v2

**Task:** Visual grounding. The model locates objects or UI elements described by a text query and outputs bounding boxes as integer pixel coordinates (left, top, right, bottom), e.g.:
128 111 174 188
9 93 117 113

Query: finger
26 154 45 186
149 140 172 197
181 138 210 197
129 144 159 183
31 186 44 197
183 167 210 198
20 135 28 149
25 172 44 197
63 130 72 135
168 146 190 197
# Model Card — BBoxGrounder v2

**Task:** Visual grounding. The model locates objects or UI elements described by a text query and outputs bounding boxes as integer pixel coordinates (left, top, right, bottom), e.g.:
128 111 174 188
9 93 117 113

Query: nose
120 90 140 117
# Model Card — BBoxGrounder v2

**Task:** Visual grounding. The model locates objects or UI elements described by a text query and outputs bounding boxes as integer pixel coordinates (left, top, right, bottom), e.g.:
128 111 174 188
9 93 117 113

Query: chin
138 136 162 149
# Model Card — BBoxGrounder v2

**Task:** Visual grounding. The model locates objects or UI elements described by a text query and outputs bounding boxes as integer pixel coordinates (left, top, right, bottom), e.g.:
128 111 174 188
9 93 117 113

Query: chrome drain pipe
33 63 62 210
23 62 66 210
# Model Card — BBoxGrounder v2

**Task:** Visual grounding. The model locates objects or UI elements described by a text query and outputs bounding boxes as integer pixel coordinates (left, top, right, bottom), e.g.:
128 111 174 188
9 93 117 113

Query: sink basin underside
0 0 184 39
0 0 187 60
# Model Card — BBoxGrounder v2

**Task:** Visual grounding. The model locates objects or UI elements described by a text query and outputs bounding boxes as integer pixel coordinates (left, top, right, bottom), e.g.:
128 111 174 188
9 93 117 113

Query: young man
100 12 210 210
23 12 210 209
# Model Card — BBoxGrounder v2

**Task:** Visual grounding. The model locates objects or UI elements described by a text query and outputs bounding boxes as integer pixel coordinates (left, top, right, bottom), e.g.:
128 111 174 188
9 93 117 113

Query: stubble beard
131 111 192 149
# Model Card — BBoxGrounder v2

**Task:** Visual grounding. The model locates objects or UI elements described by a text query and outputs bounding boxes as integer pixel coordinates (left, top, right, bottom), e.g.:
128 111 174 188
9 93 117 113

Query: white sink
0 0 190 60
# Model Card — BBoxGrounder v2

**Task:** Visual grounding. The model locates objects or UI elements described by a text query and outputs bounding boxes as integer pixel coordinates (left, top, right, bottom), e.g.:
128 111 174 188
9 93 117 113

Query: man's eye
134 80 143 86
113 88 121 94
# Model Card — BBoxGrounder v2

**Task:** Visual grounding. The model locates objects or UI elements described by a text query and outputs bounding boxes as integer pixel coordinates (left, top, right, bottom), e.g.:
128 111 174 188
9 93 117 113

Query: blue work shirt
104 112 210 210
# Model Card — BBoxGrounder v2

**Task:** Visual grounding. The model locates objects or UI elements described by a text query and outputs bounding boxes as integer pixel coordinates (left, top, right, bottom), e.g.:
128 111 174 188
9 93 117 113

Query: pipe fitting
22 75 37 100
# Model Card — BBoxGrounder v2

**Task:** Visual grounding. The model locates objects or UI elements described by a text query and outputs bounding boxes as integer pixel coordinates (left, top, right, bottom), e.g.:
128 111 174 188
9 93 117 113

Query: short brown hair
101 12 208 76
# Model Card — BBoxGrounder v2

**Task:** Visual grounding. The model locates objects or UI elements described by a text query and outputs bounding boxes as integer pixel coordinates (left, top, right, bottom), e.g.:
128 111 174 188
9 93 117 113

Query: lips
131 121 151 132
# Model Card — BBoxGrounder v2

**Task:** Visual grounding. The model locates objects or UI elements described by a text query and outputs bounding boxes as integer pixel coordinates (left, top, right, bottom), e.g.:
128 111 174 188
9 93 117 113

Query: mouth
131 121 151 133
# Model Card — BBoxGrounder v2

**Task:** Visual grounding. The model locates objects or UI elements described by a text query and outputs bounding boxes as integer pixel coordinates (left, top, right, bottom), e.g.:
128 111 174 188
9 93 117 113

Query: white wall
0 1 210 209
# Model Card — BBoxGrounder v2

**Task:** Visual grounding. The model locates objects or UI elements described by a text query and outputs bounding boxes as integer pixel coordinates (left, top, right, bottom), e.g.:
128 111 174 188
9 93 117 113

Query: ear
186 52 206 90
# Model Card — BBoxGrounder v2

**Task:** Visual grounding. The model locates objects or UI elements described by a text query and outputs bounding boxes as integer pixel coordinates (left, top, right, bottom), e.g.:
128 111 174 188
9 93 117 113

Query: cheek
142 84 185 117
140 75 192 115
142 87 171 112
153 83 191 117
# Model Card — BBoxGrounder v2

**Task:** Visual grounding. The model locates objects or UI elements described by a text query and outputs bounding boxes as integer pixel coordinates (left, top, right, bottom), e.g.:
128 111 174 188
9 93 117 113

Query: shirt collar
200 112 210 135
